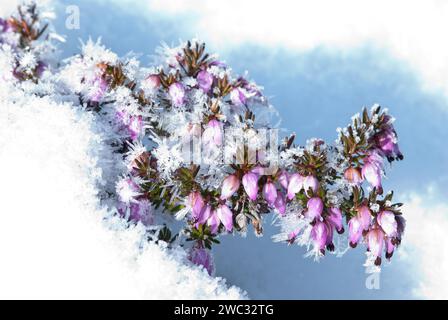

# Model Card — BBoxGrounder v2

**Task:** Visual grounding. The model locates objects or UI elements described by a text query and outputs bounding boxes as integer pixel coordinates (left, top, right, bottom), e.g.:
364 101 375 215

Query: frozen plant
1 5 406 276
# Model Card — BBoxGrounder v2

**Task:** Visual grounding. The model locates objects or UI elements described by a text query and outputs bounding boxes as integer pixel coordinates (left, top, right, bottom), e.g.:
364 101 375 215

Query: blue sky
52 0 448 299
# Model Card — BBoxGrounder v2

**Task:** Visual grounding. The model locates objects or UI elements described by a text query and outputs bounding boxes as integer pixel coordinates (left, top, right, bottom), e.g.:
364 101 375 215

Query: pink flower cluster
4 3 406 276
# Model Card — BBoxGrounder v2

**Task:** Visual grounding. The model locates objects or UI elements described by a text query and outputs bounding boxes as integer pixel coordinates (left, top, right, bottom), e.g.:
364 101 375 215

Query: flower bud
277 170 289 190
357 205 372 230
263 182 277 206
207 210 220 234
303 175 319 194
311 221 328 253
217 204 234 232
188 191 205 220
348 217 363 247
242 172 259 201
344 167 363 184
274 192 286 216
221 174 240 199
327 207 343 233
377 210 398 237
367 229 384 263
145 74 161 91
287 173 304 200
305 197 323 220
362 162 382 193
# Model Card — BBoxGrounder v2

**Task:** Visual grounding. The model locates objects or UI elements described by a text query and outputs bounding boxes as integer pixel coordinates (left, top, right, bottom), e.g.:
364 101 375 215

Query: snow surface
0 87 246 299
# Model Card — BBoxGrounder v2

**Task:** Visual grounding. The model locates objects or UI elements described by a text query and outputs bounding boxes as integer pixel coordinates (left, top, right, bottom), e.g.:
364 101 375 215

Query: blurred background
11 0 448 299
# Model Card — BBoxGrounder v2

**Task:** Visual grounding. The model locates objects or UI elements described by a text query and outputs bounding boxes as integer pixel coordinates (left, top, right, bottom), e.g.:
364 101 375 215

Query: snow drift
0 87 246 299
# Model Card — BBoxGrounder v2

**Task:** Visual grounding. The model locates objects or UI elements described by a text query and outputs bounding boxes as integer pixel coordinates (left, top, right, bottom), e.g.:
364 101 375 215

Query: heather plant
2 2 405 276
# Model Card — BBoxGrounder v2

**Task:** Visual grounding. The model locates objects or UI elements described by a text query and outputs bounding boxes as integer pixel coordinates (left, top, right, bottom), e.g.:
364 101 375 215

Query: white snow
0 87 246 299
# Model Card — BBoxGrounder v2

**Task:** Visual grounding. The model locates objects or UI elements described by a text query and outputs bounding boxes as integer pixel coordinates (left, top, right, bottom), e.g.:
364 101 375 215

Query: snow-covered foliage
0 0 406 296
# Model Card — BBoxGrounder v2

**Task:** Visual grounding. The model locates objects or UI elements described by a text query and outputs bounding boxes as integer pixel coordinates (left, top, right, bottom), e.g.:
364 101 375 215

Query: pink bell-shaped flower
274 192 286 216
145 74 161 91
385 237 395 259
311 221 328 253
348 217 363 247
305 197 324 220
216 204 234 232
263 181 277 206
367 228 385 265
344 167 363 184
362 161 383 193
188 191 205 220
303 175 319 194
242 172 259 201
207 209 220 234
197 204 212 226
277 170 289 190
377 210 398 237
221 174 240 199
327 207 344 233
357 205 372 230
287 173 304 200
